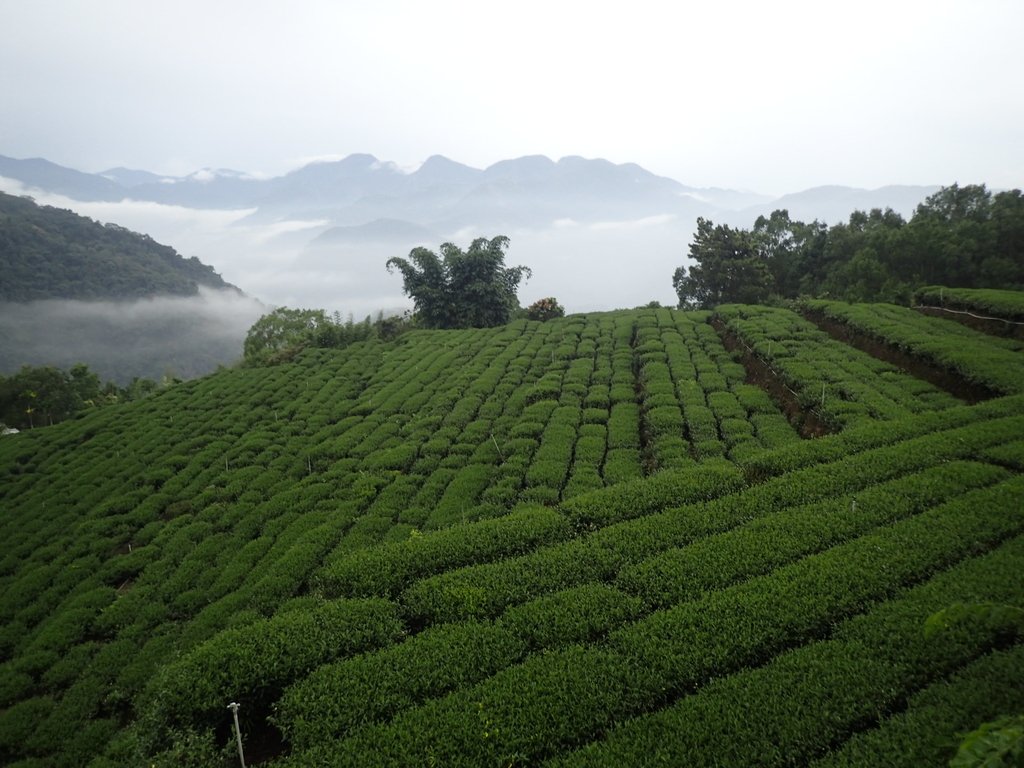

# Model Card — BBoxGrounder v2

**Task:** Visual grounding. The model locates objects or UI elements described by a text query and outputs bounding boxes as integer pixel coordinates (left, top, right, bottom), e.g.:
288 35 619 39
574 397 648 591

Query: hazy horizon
1 1 1021 196
2 0 1022 319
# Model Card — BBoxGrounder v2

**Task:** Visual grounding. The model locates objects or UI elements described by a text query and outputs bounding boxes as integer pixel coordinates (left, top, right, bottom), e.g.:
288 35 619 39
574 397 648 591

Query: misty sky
2 0 1022 195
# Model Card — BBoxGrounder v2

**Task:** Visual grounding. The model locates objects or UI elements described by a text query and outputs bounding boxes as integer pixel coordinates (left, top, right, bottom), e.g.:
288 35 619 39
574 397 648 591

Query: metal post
227 701 246 768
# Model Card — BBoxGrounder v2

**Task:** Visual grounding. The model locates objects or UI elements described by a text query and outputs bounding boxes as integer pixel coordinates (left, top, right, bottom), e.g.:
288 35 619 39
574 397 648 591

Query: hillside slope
0 192 263 383
0 191 235 301
0 305 1021 767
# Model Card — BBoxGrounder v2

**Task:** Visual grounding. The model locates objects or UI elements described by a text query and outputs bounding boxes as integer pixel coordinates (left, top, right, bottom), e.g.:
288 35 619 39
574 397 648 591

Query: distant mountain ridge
0 151 944 239
0 151 944 261
3 151 939 232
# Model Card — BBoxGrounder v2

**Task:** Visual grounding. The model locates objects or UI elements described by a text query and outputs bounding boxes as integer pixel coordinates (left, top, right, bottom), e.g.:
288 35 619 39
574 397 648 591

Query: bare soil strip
710 318 834 439
802 310 998 404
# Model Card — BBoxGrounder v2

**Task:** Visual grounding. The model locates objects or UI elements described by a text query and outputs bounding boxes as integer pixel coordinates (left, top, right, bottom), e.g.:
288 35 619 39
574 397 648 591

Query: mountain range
0 153 941 243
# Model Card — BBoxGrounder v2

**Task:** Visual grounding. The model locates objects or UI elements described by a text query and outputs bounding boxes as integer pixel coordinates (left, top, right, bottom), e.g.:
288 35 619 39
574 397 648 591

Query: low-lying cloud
0 288 267 384
0 176 695 322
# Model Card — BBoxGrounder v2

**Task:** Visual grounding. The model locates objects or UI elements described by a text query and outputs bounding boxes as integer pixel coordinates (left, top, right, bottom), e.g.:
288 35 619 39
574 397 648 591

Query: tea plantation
1 300 1021 767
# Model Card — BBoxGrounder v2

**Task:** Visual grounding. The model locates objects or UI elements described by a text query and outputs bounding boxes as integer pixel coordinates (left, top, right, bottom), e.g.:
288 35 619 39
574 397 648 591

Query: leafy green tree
243 308 331 364
69 363 102 406
904 184 994 287
673 218 772 308
818 208 910 302
989 190 1024 283
751 210 829 298
0 364 114 428
386 236 531 328
674 183 1024 307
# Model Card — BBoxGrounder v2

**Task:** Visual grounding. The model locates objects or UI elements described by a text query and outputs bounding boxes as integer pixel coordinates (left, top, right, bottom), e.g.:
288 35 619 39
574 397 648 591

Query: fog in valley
0 174 696 317
0 288 266 384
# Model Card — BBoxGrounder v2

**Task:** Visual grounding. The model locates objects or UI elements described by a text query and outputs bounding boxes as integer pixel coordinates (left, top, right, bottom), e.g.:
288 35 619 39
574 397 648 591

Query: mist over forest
0 288 266 384
0 154 943 318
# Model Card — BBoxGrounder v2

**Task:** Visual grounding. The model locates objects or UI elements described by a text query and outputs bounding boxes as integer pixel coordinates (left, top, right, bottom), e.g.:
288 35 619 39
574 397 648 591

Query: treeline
674 184 1024 308
242 307 415 365
0 363 168 430
0 191 234 301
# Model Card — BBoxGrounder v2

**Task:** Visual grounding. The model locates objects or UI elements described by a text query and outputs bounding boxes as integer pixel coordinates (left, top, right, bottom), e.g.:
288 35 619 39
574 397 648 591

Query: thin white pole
227 702 246 768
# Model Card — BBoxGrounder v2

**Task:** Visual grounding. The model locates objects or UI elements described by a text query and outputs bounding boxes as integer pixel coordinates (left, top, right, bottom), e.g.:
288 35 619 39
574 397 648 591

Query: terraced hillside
0 304 1022 767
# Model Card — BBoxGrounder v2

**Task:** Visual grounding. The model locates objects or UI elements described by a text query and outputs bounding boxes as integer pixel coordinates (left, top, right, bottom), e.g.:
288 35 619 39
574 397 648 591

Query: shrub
141 598 403 736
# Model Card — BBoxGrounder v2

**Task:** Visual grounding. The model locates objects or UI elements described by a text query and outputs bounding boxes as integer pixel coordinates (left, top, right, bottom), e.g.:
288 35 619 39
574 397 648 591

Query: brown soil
243 725 287 765
802 310 998 404
915 305 1024 340
710 318 834 439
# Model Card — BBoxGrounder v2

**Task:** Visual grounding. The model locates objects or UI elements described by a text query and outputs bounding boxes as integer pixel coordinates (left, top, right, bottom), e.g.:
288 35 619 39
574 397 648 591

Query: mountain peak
412 155 480 184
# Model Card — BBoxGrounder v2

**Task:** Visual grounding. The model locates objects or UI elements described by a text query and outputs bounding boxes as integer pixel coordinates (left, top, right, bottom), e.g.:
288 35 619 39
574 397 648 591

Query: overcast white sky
2 0 1022 195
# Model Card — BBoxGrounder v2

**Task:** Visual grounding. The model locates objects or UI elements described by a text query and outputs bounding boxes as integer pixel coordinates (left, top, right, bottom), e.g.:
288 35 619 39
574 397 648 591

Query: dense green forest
674 184 1024 307
0 295 1022 766
0 192 234 301
0 193 264 385
0 363 169 430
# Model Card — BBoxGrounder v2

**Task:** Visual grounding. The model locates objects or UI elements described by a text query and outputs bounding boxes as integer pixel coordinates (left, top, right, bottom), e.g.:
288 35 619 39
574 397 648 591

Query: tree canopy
0 362 158 429
386 236 531 329
0 191 233 300
674 184 1024 308
672 218 772 308
243 308 333 364
242 307 413 365
525 297 566 322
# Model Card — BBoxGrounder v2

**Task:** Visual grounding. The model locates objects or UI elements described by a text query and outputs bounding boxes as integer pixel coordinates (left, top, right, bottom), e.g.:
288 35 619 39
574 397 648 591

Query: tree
243 308 331 364
673 218 772 308
751 210 828 298
525 297 565 322
386 236 531 328
0 363 111 429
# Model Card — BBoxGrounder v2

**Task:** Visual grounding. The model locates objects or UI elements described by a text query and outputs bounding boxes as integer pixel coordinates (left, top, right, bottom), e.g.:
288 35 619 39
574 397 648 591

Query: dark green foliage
673 217 772 308
0 362 139 429
386 236 531 328
293 526 1024 767
716 304 959 428
242 307 402 366
140 598 402 739
915 285 1024 321
616 461 1008 608
675 184 1024 307
805 299 1024 394
812 646 1024 768
553 536 1024 767
0 191 231 300
560 462 744 528
3 303 1024 767
315 506 572 599
497 583 644 651
273 621 524 749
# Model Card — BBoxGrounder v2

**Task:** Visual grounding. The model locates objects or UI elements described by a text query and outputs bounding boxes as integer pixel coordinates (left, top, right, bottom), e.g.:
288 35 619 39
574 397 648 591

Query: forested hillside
0 302 1022 766
0 192 235 301
0 193 264 384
